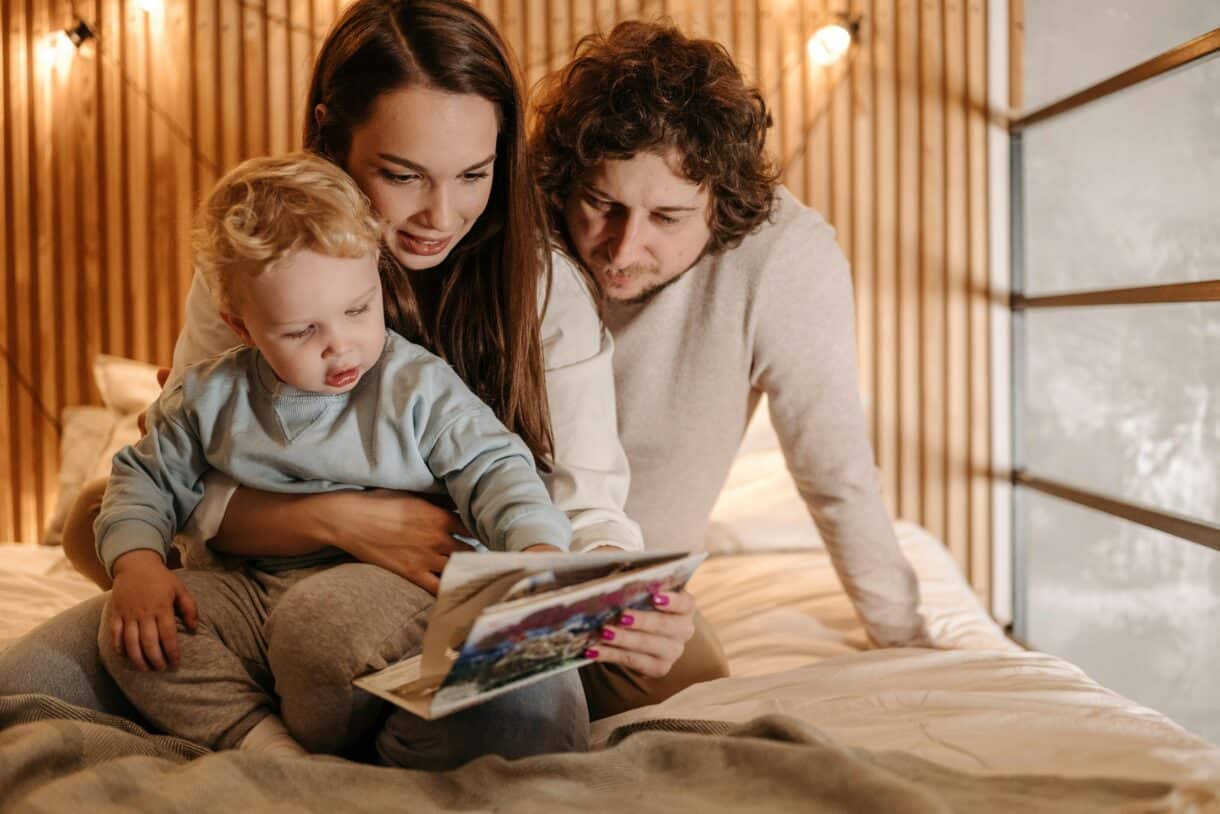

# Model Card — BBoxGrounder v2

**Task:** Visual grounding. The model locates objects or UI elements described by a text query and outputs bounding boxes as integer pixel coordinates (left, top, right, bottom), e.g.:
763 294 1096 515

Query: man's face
563 149 713 304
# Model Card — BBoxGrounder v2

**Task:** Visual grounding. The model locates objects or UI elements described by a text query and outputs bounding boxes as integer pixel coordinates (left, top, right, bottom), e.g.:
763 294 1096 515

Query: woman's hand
212 489 475 595
587 590 697 678
325 490 475 595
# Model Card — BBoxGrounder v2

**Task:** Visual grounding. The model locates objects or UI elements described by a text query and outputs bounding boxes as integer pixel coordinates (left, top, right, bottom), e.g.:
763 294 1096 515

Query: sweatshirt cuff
99 520 169 578
569 520 646 553
501 519 572 553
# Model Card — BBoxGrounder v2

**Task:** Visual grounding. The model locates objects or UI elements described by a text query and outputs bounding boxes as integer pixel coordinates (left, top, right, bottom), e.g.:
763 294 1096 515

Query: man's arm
750 207 929 646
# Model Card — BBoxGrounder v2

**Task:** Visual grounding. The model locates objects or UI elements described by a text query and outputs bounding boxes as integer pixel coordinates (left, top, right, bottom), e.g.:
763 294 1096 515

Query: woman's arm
539 252 645 552
210 488 473 595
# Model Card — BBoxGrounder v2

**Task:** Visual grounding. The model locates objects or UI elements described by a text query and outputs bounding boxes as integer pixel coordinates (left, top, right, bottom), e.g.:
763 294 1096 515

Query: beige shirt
172 251 643 554
605 187 927 645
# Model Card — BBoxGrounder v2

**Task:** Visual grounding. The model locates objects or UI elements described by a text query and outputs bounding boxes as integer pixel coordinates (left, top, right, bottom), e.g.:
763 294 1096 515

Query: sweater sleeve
415 363 573 553
750 209 929 646
94 382 212 577
537 253 644 552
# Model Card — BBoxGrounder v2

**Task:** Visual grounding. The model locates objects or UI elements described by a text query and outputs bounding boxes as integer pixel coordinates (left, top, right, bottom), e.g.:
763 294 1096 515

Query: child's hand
109 550 199 672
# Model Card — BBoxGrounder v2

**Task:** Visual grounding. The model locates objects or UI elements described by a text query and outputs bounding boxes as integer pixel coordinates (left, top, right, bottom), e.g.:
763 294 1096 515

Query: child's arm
425 406 572 552
95 382 214 578
108 549 199 671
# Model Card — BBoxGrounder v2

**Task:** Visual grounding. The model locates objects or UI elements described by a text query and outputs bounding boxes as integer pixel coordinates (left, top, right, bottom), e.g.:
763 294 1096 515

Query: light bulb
807 23 853 66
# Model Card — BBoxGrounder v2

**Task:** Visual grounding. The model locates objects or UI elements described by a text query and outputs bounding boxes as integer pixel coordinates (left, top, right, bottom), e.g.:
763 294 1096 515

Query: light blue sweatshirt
95 331 572 576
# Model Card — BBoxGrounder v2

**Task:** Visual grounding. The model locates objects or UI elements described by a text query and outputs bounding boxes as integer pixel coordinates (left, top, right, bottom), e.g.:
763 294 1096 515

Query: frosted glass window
1021 489 1220 744
1022 303 1220 524
1023 0 1220 111
1021 53 1220 295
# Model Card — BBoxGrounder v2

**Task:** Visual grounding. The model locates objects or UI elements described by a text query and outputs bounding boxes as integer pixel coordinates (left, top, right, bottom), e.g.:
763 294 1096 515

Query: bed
1 360 1218 811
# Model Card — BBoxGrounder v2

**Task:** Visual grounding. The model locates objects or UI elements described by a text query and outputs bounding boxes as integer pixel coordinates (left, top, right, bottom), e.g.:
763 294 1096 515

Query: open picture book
354 549 705 720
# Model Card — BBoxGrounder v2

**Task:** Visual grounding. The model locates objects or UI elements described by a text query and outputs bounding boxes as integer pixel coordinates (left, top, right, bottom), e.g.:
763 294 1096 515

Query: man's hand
587 590 697 678
136 367 172 436
109 549 198 671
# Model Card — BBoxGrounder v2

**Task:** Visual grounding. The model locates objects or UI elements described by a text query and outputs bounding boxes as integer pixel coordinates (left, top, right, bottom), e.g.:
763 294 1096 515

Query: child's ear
219 312 253 346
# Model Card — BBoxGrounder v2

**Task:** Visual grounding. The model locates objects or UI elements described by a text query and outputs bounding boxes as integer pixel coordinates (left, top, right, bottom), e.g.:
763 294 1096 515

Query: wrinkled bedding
2 519 1218 805
3 695 1213 813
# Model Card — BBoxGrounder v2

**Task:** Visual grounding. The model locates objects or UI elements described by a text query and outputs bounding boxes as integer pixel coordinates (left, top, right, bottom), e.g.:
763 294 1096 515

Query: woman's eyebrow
377 153 495 174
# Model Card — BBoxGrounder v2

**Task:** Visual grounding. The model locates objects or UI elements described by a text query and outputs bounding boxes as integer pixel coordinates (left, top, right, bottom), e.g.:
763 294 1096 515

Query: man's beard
598 263 683 306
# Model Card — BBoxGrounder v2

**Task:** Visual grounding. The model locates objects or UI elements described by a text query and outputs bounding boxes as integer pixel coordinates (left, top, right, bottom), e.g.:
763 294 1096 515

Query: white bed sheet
0 543 100 650
591 523 1220 786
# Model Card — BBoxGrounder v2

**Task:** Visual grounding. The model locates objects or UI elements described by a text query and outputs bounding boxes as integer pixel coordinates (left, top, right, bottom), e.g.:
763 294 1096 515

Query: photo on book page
439 567 695 704
355 551 704 718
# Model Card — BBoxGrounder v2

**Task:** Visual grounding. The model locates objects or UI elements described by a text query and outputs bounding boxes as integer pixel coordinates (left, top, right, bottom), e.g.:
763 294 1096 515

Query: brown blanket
0 694 1211 813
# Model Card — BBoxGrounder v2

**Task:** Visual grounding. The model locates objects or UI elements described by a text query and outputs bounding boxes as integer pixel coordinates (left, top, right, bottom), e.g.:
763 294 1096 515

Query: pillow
42 406 116 545
704 397 826 555
93 354 163 415
42 356 161 545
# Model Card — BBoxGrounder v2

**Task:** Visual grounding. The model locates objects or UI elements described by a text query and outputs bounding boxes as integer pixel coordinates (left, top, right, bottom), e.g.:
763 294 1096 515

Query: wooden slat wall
1 0 994 605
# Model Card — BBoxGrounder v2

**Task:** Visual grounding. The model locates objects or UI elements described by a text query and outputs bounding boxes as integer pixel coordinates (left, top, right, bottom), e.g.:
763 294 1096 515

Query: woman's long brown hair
305 0 553 465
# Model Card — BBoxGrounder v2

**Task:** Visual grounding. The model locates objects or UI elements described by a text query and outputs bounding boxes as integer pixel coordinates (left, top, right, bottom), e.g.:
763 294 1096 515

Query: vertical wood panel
944 0 970 565
918 0 945 541
0 0 13 540
966 0 990 603
1 0 996 606
872 0 900 518
895 0 922 524
848 0 874 441
32 0 57 535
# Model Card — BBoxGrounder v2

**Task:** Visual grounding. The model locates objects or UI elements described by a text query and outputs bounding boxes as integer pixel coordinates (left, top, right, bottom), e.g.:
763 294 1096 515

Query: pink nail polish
585 648 599 659
652 593 670 607
619 613 635 627
601 628 616 641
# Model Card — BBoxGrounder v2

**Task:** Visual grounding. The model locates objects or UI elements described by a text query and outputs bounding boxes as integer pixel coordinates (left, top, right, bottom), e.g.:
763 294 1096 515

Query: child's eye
283 326 314 340
346 304 371 317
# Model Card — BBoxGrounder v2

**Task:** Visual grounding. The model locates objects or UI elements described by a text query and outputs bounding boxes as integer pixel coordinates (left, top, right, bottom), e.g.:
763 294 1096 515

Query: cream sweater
605 187 927 645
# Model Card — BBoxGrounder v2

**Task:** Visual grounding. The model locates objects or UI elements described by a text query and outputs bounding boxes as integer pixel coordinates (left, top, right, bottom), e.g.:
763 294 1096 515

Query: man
533 20 930 713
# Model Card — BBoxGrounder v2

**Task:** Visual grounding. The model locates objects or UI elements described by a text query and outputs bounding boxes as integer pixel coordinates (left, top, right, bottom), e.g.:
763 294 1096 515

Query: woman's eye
380 169 419 185
653 213 679 225
346 304 370 317
462 171 491 183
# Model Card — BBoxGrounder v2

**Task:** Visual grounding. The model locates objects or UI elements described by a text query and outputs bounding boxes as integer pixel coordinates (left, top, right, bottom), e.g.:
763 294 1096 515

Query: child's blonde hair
194 152 382 312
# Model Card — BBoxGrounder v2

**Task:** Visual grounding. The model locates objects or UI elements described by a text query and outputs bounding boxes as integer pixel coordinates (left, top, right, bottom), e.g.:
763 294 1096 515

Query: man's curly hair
531 20 780 256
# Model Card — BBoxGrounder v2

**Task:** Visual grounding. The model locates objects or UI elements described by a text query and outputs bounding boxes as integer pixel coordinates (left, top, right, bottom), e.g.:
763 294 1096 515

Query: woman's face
343 85 499 271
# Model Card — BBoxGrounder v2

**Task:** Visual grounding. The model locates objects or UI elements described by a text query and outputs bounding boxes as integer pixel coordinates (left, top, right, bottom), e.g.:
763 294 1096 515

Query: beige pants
68 477 731 728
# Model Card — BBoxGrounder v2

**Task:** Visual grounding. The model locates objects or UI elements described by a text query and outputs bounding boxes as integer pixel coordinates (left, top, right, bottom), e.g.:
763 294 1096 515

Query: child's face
224 249 386 394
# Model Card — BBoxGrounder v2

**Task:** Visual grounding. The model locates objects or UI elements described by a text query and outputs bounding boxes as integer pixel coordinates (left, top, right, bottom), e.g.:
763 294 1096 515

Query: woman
1 0 698 767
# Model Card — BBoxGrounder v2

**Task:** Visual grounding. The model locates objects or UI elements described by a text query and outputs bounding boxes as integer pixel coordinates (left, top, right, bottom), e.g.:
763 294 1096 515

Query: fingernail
585 648 599 659
601 628 616 641
619 613 635 627
652 593 670 607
